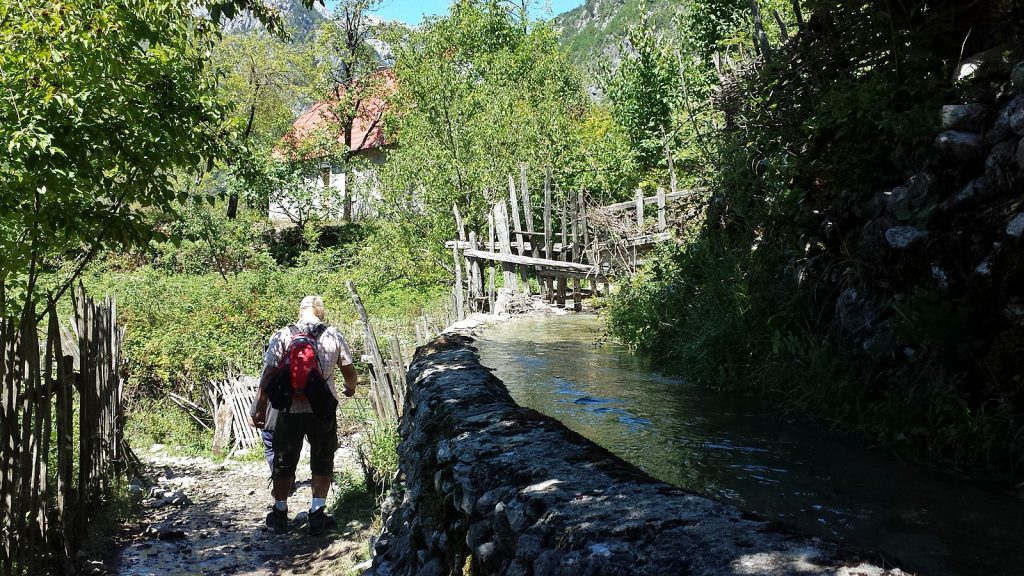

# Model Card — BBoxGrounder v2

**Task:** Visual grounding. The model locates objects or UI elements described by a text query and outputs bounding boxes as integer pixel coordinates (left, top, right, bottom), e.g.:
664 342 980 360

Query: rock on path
115 440 371 576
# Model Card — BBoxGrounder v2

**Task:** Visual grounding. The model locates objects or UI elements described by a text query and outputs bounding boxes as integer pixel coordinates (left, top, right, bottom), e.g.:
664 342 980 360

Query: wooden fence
0 287 132 575
447 167 701 318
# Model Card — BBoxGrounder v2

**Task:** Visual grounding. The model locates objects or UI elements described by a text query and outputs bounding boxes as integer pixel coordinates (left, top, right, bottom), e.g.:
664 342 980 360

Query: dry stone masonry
367 334 906 576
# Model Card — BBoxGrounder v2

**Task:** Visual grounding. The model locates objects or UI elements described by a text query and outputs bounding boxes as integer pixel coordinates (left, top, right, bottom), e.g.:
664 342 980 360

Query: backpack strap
309 323 328 339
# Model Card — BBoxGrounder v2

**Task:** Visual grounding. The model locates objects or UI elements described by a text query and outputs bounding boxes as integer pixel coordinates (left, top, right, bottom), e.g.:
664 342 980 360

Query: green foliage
125 397 212 455
358 420 400 496
381 1 591 254
603 7 677 171
607 0 1024 474
0 0 230 313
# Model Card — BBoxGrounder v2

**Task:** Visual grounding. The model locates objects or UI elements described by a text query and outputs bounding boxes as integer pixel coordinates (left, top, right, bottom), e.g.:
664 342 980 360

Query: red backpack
284 323 328 398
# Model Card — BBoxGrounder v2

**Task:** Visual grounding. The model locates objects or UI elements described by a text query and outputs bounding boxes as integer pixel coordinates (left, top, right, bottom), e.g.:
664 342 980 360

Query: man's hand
250 403 267 429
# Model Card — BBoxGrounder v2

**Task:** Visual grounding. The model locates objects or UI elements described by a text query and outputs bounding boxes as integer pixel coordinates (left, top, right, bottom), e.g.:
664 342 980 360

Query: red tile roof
278 69 396 158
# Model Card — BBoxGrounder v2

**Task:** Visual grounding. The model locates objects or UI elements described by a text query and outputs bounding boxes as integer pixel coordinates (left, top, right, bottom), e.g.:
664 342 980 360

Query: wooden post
488 214 496 313
635 189 644 230
572 191 582 311
452 245 465 321
543 168 554 301
347 281 399 422
557 197 567 308
520 164 539 293
494 202 517 292
602 251 612 296
453 204 475 308
469 231 483 311
509 175 530 294
657 187 667 231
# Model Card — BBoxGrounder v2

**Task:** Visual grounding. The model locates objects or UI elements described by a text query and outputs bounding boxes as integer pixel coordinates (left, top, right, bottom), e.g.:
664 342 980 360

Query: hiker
250 295 359 534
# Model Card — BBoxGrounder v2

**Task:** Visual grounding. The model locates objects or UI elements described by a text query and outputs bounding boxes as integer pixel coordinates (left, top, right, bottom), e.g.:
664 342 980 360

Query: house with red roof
270 70 396 223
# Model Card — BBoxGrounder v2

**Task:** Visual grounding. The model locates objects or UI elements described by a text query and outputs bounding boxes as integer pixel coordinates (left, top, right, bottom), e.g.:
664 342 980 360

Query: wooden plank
388 335 406 416
488 214 496 313
543 169 554 300
347 281 397 423
494 202 517 291
571 192 582 311
657 187 667 231
462 249 602 274
509 175 530 293
519 164 540 292
452 204 467 242
598 189 702 213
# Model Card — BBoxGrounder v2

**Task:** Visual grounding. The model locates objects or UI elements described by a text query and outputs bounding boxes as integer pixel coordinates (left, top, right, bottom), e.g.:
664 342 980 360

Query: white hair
299 295 325 320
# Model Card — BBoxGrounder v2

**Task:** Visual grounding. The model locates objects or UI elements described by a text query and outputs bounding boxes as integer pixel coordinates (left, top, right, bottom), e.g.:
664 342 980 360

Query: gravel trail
113 439 374 576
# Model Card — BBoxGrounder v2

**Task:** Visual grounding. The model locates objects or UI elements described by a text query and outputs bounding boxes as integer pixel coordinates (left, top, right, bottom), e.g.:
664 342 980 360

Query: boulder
984 140 1021 193
1007 213 1024 238
939 179 986 212
1018 138 1024 171
886 172 933 220
934 130 983 159
941 104 988 132
1006 95 1024 136
885 226 928 249
1013 61 1024 92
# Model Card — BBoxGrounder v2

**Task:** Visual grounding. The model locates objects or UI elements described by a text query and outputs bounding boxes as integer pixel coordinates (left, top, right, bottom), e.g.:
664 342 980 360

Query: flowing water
475 314 1024 576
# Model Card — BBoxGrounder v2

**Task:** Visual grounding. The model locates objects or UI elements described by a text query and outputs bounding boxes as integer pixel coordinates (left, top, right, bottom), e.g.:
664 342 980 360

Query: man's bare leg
272 475 294 502
311 474 331 499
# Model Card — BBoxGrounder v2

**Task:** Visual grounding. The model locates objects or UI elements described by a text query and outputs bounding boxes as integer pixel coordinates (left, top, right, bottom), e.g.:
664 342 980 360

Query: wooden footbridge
447 166 701 318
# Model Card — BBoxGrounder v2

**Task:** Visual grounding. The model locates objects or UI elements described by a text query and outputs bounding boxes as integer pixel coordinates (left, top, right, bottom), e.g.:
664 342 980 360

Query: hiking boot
308 507 336 536
265 507 289 533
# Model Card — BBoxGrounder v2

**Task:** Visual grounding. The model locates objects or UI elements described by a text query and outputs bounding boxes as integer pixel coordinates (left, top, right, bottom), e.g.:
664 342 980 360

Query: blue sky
333 1 585 25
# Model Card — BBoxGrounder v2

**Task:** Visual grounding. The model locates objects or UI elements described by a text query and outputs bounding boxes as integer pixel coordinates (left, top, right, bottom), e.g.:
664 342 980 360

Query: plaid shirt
263 321 354 414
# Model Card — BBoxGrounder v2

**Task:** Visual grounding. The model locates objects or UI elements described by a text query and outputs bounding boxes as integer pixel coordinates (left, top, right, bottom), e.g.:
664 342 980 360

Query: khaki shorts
272 412 338 478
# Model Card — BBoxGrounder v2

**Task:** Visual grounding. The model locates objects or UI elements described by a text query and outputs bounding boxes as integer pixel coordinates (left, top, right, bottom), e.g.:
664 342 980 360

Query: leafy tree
216 32 317 218
603 8 677 172
379 0 588 250
0 0 317 315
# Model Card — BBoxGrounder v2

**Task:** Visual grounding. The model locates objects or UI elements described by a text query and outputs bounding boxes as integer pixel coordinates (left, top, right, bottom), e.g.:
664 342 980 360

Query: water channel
474 314 1024 576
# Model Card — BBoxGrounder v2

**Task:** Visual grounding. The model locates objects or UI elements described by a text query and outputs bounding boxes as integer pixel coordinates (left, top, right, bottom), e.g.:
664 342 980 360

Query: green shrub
124 397 211 455
358 420 400 497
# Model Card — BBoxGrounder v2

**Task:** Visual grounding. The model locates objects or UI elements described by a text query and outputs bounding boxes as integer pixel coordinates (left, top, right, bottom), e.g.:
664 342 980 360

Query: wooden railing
0 287 134 574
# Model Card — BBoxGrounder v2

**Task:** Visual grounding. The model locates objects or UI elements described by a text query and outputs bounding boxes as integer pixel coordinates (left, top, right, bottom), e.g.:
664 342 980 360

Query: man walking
250 295 359 534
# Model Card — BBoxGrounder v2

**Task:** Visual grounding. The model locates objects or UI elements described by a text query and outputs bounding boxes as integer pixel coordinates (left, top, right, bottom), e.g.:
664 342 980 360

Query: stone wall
367 333 904 576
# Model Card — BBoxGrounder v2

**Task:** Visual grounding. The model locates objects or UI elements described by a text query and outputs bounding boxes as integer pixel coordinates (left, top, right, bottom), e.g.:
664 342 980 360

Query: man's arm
339 363 359 397
249 363 279 428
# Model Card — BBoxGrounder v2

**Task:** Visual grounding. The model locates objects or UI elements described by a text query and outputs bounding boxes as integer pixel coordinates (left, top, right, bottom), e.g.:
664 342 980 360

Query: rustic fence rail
0 286 131 575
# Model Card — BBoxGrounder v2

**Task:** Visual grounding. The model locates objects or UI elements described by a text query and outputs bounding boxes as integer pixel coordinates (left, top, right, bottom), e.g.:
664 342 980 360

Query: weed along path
114 437 375 576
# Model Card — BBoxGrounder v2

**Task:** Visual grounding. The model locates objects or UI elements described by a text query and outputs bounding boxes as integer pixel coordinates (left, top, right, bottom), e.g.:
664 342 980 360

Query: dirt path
113 437 375 576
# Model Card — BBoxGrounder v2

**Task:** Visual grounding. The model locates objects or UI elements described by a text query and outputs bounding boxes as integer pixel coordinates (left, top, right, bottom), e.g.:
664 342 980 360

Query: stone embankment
367 334 906 576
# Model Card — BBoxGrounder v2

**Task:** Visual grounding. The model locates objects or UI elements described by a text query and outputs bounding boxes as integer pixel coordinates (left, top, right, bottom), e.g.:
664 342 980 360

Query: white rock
1006 213 1024 237
941 103 988 131
885 227 928 249
149 443 165 453
935 131 982 157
